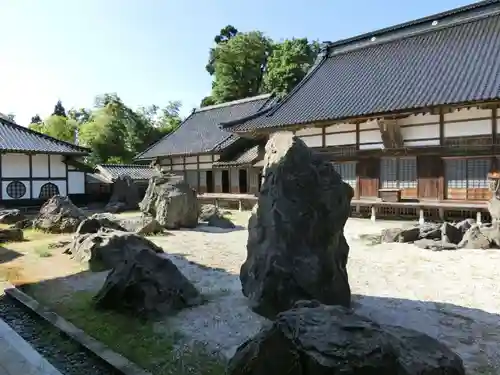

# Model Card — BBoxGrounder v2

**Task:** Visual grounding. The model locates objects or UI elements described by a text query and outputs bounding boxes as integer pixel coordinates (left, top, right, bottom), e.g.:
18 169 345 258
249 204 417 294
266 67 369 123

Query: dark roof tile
96 164 159 181
135 94 273 159
225 3 500 132
213 145 261 167
0 117 89 154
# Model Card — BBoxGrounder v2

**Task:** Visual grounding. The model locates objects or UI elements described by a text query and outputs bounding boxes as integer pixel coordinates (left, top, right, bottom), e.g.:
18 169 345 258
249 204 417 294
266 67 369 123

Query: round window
6 181 27 199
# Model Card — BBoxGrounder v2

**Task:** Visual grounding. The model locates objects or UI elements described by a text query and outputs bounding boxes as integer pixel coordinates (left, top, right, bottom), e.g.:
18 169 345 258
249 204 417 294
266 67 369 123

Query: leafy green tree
30 114 42 124
52 100 67 117
200 95 216 107
68 108 91 124
206 25 239 75
211 31 272 103
263 38 320 97
29 115 77 143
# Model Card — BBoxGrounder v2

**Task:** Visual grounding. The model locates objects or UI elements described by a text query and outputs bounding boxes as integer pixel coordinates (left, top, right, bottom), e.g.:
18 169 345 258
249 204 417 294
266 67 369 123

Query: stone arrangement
240 132 353 318
228 132 466 375
32 195 87 233
104 175 141 213
139 173 199 229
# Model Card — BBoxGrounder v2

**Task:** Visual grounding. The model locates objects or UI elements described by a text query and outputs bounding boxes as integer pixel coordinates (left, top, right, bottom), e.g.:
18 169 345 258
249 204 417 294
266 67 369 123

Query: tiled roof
0 115 89 155
223 1 500 132
135 94 274 160
86 173 112 184
96 164 160 182
213 145 261 168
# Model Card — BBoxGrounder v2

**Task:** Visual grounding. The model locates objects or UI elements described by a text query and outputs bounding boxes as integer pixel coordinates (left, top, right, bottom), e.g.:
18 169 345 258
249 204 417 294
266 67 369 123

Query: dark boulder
105 176 141 213
0 228 23 242
139 175 198 229
199 204 219 222
64 228 163 271
207 214 236 229
0 209 25 225
11 219 33 230
32 195 87 233
76 217 126 236
94 248 202 318
240 132 353 319
227 301 465 375
441 222 463 245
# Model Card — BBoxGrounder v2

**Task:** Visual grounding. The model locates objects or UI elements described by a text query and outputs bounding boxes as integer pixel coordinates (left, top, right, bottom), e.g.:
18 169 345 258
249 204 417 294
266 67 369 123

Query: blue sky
0 0 474 125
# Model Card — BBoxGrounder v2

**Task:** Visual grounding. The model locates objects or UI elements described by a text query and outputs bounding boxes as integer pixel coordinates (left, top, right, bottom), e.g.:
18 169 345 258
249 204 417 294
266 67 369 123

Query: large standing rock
64 228 163 271
227 301 465 375
139 174 198 229
32 196 87 233
105 176 141 213
94 248 202 317
240 132 353 318
0 209 25 225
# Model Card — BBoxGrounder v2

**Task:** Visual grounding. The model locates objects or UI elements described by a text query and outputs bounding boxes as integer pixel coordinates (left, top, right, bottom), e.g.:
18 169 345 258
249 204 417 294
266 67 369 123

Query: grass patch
34 246 52 258
31 290 226 375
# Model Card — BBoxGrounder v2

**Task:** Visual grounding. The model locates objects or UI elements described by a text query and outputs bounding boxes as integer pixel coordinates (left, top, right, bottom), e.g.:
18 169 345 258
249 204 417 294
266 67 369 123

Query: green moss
34 291 225 375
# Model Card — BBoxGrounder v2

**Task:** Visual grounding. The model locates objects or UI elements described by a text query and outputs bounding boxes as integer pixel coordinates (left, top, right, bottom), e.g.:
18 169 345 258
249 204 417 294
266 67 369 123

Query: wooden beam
377 118 404 149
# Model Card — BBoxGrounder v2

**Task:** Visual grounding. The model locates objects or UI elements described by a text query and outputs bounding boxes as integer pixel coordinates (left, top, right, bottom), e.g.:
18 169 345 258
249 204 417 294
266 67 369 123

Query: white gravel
148 214 500 374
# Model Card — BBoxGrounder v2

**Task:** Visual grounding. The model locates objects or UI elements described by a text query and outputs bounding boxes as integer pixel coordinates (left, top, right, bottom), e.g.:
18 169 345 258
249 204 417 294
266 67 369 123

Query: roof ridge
195 94 272 113
99 163 153 168
0 117 90 153
327 0 499 50
133 110 197 160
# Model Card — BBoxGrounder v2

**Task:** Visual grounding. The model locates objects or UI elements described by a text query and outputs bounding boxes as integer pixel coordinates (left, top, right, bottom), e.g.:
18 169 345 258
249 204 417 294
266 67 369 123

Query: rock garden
0 132 499 375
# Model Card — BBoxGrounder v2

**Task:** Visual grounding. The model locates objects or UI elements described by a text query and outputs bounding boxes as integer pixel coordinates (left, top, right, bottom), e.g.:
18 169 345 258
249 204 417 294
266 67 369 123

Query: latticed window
445 159 467 188
39 183 60 199
6 181 27 199
445 158 491 189
332 162 356 187
380 157 417 189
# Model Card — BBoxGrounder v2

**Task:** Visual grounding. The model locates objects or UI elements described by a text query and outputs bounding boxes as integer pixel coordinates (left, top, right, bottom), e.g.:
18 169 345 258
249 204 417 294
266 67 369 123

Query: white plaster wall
444 107 491 122
325 132 356 146
31 154 49 178
401 123 439 141
172 157 184 165
32 180 67 198
295 127 322 136
185 156 197 164
1 154 30 178
405 139 440 146
358 120 379 131
300 135 323 148
172 165 184 171
68 171 85 194
359 130 383 144
199 162 213 170
49 155 66 178
359 143 383 150
2 180 30 200
444 119 491 137
213 154 220 161
325 123 354 133
398 113 439 126
199 155 212 163
185 164 198 170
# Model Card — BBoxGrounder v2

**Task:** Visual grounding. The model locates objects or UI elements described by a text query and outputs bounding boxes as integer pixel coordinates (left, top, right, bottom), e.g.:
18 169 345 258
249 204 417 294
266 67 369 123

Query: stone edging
4 284 152 375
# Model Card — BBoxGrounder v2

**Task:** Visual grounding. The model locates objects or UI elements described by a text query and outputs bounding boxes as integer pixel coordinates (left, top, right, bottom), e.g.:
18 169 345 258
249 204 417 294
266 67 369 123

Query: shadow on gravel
0 247 23 264
189 225 246 234
9 251 500 375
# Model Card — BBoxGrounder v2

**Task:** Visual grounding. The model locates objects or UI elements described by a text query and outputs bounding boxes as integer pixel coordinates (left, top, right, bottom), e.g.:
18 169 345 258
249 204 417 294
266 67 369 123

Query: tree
262 38 320 97
29 115 77 143
30 114 42 124
211 31 272 103
200 96 216 107
52 100 67 117
206 25 239 75
68 108 91 124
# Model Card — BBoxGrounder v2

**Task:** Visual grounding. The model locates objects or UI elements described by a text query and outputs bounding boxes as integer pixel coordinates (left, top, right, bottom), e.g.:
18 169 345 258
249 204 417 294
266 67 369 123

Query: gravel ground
43 211 500 374
0 294 120 375
145 214 500 374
